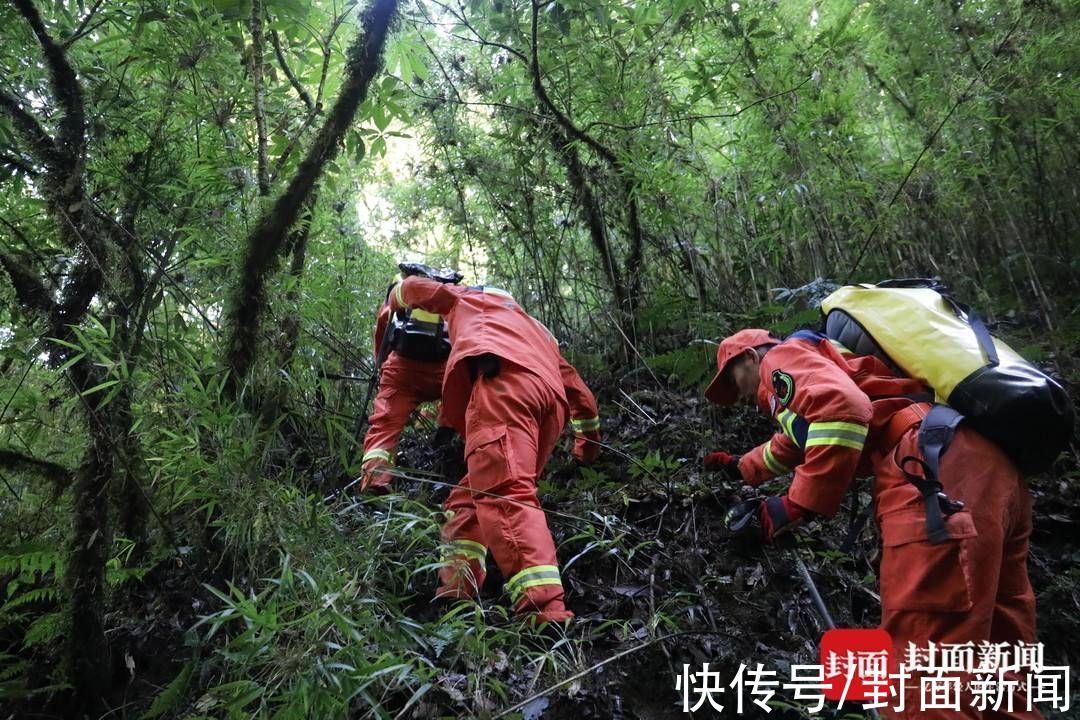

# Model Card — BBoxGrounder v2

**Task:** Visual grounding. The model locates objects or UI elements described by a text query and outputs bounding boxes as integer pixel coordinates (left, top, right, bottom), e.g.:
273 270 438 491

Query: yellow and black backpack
820 278 1074 476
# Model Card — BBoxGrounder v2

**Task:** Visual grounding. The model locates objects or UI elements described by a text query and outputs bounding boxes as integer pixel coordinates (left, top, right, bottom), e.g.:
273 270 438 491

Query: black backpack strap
969 311 999 366
919 404 963 481
899 404 966 545
937 294 1000 367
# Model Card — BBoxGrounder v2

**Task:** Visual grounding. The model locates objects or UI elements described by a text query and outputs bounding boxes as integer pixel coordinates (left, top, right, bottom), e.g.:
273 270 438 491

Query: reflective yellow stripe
513 577 564 600
762 441 790 475
505 565 562 603
363 448 393 463
410 308 441 323
394 282 407 308
454 539 486 554
777 409 797 439
809 421 869 434
805 420 869 451
571 416 600 434
805 436 866 450
443 539 487 562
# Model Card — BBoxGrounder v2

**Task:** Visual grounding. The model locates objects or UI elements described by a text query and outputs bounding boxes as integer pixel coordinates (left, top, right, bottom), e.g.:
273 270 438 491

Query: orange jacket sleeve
372 301 392 362
558 354 600 463
390 275 462 315
739 431 803 486
559 355 599 431
759 343 872 518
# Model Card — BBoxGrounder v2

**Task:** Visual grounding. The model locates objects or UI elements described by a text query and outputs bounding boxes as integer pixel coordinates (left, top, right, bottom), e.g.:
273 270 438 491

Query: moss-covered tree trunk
0 1 138 711
223 0 400 392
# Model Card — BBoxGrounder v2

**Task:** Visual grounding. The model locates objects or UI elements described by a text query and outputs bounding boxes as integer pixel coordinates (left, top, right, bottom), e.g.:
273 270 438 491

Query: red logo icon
820 628 893 702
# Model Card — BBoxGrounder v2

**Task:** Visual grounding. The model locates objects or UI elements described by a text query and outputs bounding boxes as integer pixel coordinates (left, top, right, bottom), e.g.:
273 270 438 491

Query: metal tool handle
791 546 881 720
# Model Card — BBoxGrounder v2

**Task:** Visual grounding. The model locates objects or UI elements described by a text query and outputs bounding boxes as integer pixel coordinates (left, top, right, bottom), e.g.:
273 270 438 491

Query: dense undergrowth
3 0 1080 716
3 295 1078 719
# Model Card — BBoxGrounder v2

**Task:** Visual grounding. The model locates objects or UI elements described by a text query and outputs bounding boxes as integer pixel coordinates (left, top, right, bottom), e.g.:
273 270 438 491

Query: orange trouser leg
875 428 1039 719
361 358 442 489
439 366 570 621
435 481 488 600
984 470 1038 720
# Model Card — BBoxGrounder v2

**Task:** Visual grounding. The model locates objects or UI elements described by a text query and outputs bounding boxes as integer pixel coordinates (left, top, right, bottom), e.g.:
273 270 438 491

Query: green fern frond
1 586 60 613
22 612 64 649
0 544 65 580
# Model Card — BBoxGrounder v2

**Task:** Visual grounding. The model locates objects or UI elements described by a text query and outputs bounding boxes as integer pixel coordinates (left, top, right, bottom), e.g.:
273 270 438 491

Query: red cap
703 329 780 405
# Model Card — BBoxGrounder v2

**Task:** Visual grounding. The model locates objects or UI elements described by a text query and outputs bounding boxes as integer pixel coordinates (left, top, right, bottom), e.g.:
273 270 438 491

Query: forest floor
13 352 1079 719
451 375 1080 720
97 367 1080 720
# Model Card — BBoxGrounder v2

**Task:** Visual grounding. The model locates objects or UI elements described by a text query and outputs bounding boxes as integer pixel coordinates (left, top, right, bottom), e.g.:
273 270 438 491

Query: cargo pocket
464 424 513 494
879 508 978 613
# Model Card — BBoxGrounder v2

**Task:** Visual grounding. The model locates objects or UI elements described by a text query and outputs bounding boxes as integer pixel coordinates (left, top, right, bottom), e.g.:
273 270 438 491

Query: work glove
358 458 393 495
703 451 742 483
573 429 601 464
724 498 764 535
759 494 808 540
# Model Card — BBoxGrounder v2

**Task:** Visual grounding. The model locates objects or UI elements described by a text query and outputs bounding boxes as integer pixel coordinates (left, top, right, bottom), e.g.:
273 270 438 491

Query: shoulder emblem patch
772 369 795 406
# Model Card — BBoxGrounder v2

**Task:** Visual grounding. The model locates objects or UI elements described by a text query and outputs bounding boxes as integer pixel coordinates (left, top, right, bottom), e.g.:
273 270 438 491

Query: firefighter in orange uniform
704 329 1040 719
388 276 601 624
358 293 449 493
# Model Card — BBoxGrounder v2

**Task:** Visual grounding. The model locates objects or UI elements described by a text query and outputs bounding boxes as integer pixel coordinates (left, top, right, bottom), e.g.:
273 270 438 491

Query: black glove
724 498 763 534
759 495 810 540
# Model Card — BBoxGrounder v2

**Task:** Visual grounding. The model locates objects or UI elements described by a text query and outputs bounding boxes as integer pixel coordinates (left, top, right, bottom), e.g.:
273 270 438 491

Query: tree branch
529 0 642 333
857 55 916 120
0 150 39 178
249 0 270 195
224 0 400 387
0 88 59 168
529 0 616 165
12 0 85 164
315 5 357 110
427 0 528 64
580 76 813 132
547 125 626 315
0 251 57 315
10 0 103 342
0 447 72 490
270 27 315 113
62 0 107 48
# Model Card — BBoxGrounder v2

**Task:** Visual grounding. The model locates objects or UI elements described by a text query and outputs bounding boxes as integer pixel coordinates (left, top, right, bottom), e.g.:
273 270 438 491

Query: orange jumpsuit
359 302 447 491
390 277 600 622
739 332 1038 719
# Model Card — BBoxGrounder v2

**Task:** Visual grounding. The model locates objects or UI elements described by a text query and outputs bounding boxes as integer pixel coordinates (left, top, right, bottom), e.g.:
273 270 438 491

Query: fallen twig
493 630 723 719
